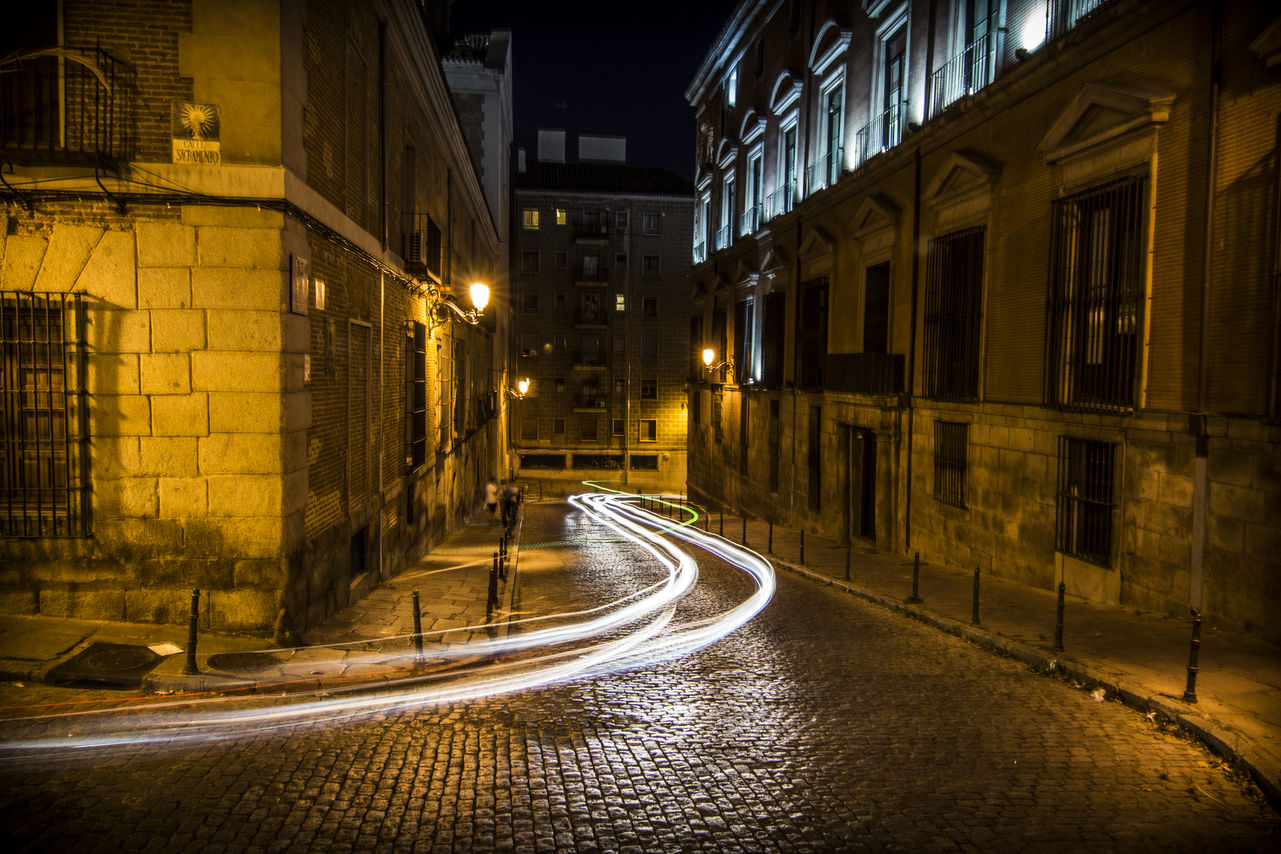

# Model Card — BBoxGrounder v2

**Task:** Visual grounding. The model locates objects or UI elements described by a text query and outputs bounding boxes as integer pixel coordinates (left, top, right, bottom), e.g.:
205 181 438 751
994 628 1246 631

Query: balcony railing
928 33 993 119
574 267 608 286
715 224 732 252
739 203 763 236
573 394 607 410
824 353 905 396
854 103 908 169
0 45 130 168
1049 0 1111 40
805 145 844 193
572 219 608 241
574 310 606 327
692 240 707 263
764 181 797 220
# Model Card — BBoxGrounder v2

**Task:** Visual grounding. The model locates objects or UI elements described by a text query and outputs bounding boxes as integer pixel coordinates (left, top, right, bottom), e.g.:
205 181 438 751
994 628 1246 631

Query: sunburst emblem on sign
178 102 217 139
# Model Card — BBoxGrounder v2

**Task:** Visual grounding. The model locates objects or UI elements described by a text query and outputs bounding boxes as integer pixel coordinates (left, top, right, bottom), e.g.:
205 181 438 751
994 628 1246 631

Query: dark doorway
350 526 368 582
851 430 877 542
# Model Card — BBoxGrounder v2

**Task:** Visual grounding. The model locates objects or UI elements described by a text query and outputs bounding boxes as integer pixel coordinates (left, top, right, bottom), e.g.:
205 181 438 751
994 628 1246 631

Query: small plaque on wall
291 254 309 316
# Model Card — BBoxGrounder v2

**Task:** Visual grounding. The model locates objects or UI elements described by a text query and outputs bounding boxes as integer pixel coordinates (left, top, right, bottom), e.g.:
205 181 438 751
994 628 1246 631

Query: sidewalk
0 495 1277 812
685 502 1281 811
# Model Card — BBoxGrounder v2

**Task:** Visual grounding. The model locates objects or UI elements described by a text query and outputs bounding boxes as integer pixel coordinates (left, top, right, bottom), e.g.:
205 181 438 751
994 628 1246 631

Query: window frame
1056 436 1117 567
933 420 968 508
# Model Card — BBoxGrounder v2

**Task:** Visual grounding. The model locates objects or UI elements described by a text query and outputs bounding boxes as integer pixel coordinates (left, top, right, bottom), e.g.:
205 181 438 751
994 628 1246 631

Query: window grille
933 421 968 508
1 292 88 537
1056 436 1116 566
923 227 985 401
1047 176 1145 411
407 322 427 471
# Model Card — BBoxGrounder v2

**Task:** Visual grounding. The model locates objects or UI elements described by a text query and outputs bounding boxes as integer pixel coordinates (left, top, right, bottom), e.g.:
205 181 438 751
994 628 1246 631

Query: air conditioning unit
406 230 425 264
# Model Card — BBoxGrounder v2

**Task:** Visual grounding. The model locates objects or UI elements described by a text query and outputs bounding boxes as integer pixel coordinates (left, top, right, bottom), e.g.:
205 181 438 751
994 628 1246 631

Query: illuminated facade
687 0 1281 637
512 133 694 490
0 0 512 638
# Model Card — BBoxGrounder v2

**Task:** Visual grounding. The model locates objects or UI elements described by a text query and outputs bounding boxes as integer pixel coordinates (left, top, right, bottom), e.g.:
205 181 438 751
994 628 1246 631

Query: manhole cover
47 642 162 688
206 651 279 671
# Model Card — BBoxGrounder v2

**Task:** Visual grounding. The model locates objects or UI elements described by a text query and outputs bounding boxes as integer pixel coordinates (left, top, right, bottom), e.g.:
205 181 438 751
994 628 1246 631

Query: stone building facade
511 133 694 491
687 0 1281 639
0 0 512 639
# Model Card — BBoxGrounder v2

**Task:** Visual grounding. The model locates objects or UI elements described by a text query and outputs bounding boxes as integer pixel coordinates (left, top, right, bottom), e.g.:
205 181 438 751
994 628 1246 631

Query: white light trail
0 492 774 757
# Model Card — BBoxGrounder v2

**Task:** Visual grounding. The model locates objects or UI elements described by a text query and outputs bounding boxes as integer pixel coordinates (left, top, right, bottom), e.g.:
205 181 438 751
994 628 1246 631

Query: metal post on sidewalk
768 522 773 553
1183 608 1202 703
412 589 424 666
488 552 499 621
720 510 724 536
799 529 805 564
906 552 922 603
1053 582 1066 652
971 566 981 625
183 588 200 675
741 516 747 546
704 507 709 532
845 542 852 581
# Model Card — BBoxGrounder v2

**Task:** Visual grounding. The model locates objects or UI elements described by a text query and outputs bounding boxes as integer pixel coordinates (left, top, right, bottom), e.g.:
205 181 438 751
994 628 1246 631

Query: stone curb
772 557 1281 813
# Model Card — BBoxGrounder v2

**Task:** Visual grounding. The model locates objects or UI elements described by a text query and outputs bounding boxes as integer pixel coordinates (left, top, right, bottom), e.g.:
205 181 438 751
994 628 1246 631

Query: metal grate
1056 436 1115 566
1047 176 1145 411
923 227 985 401
0 292 88 537
933 421 968 508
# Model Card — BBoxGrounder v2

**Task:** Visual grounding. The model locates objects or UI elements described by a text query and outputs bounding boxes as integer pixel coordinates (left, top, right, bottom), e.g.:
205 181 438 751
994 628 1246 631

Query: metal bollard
488 552 499 620
768 522 773 553
799 529 805 564
720 510 724 536
412 589 424 666
971 566 981 625
704 508 709 532
906 552 922 603
742 516 747 546
845 542 852 581
1053 582 1066 652
183 588 200 675
1183 608 1202 703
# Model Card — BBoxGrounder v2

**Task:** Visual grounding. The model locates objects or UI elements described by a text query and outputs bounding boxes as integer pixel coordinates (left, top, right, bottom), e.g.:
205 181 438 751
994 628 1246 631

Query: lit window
522 208 540 230
725 68 738 109
555 208 567 226
615 294 625 312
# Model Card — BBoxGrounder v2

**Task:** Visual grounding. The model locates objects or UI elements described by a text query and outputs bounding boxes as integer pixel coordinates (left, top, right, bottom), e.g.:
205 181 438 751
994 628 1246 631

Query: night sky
448 0 741 180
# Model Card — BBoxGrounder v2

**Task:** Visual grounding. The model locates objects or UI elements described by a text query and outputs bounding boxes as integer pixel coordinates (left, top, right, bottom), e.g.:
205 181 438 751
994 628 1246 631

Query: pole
845 542 852 581
799 529 805 564
906 552 922 603
412 589 424 666
1053 582 1066 652
971 566 981 625
1183 609 1202 703
183 588 200 675
768 522 773 553
488 552 499 621
719 510 724 536
741 516 747 546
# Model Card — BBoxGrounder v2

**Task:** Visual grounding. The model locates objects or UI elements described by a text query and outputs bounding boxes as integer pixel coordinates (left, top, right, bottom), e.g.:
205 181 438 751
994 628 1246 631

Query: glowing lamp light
517 377 530 396
702 348 715 367
469 282 490 312
1019 7 1047 52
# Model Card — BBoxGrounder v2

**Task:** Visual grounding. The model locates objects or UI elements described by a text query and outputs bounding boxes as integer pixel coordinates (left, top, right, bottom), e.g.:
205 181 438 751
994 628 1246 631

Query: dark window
552 418 566 435
1056 437 1116 566
615 211 629 230
933 421 967 508
643 255 660 277
641 337 658 359
615 253 627 270
521 453 566 469
407 321 427 471
521 292 539 314
554 251 568 268
1048 176 1145 411
797 279 828 390
554 293 567 312
643 212 661 234
735 299 755 384
0 292 88 536
642 296 659 318
613 418 625 437
581 417 599 441
924 227 984 400
640 378 657 399
554 377 566 394
520 417 538 440
761 292 786 388
521 250 539 273
864 262 890 354
630 454 659 470
640 419 657 441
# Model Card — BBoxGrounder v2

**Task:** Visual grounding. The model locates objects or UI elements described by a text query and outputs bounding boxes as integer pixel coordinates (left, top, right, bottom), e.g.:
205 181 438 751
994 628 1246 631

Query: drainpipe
1190 0 1222 612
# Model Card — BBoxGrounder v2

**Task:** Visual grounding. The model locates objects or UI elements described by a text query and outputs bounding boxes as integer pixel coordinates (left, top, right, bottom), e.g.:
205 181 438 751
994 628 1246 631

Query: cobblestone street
1 501 1277 852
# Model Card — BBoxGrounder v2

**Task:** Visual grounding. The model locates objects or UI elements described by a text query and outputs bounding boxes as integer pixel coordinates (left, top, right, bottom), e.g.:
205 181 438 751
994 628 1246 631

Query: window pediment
1039 82 1175 165
850 193 901 239
740 109 767 145
770 71 804 114
761 246 791 279
798 225 836 261
1250 16 1281 68
733 258 759 289
809 20 852 76
716 139 738 170
925 150 1000 231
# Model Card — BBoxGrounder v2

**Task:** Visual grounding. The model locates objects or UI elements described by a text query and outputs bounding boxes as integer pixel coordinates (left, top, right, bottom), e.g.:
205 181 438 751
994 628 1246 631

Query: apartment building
0 0 512 639
512 132 694 490
687 0 1281 638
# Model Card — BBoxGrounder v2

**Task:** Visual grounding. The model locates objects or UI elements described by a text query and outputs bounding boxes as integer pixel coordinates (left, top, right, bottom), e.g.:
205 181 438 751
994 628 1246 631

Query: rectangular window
613 418 625 437
521 292 539 314
630 454 659 470
643 212 660 234
761 292 785 388
642 296 659 318
1 292 89 536
408 321 427 471
933 421 967 508
720 173 736 251
519 333 538 357
556 208 567 226
554 377 566 394
615 294 625 312
1048 176 1145 411
744 150 763 234
725 68 737 109
735 298 755 384
923 227 984 401
641 337 658 359
863 262 891 354
581 417 599 441
640 378 657 399
640 419 657 442
824 80 844 188
615 211 628 231
1056 437 1116 566
552 418 566 435
615 253 627 270
643 256 660 277
555 250 568 268
554 293 567 312
522 208 540 230
778 123 798 215
521 417 538 440
614 377 625 395
797 279 829 390
521 251 539 273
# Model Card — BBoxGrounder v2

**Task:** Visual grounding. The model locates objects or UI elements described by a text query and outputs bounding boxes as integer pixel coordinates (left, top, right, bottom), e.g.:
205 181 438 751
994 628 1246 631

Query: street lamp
428 281 489 329
506 377 531 399
702 347 734 374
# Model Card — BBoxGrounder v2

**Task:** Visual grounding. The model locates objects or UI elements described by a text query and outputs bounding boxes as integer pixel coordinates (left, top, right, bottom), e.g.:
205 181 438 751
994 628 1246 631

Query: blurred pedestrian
485 478 498 524
500 481 518 529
